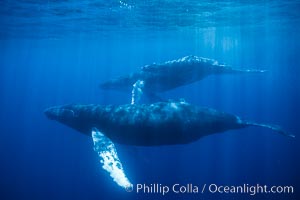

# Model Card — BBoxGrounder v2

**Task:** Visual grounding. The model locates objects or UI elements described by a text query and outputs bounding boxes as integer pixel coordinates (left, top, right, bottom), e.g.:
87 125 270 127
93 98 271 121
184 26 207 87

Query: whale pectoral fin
131 79 145 104
91 128 132 190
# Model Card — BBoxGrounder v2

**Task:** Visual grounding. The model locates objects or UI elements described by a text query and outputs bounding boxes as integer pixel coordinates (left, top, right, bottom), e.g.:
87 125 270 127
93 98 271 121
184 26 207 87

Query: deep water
0 1 299 200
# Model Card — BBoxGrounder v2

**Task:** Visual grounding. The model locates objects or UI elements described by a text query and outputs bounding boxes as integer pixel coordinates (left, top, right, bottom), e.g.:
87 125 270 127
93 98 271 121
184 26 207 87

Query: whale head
44 106 75 120
44 104 96 135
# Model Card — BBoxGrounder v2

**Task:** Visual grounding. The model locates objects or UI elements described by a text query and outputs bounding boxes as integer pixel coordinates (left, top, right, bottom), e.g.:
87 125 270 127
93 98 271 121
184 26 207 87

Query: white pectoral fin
131 80 145 104
91 128 133 190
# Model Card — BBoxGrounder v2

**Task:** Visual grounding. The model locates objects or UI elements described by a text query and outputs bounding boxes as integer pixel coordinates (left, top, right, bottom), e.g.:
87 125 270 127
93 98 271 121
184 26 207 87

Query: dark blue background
0 1 299 200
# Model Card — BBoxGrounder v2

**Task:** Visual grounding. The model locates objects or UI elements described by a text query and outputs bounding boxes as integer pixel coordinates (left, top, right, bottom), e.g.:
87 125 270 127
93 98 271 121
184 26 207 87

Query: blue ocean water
0 1 299 200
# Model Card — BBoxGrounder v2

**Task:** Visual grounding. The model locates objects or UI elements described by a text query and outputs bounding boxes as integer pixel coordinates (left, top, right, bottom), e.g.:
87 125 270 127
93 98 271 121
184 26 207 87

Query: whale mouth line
44 107 75 120
44 107 58 120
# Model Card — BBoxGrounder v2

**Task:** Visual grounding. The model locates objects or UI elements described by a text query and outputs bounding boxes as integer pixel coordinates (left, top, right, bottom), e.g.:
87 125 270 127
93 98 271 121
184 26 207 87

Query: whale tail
243 121 295 138
235 69 268 73
232 68 268 73
212 66 268 75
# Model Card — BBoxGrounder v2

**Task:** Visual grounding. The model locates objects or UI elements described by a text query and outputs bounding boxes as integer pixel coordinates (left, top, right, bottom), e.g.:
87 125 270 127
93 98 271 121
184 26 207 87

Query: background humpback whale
99 56 266 100
44 100 293 146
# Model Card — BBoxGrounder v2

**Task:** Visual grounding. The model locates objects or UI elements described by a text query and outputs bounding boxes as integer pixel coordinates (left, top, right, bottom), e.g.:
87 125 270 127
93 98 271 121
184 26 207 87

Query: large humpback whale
44 100 294 190
45 100 293 145
99 56 266 103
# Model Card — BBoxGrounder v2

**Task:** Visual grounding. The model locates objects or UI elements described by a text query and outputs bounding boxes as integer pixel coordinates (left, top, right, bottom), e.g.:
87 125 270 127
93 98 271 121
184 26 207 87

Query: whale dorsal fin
91 128 132 190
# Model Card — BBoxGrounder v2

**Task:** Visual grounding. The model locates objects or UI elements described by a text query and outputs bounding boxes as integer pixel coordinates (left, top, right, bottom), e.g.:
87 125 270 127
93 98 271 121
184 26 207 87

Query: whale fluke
243 121 295 138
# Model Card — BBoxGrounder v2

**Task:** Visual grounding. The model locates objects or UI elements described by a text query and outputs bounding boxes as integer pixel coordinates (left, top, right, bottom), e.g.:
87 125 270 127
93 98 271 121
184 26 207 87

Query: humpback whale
44 100 294 190
45 100 293 146
99 56 266 103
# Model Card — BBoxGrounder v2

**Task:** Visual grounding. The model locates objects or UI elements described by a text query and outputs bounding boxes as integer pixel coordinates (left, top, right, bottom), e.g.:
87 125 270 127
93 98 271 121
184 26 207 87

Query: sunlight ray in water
92 128 132 190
